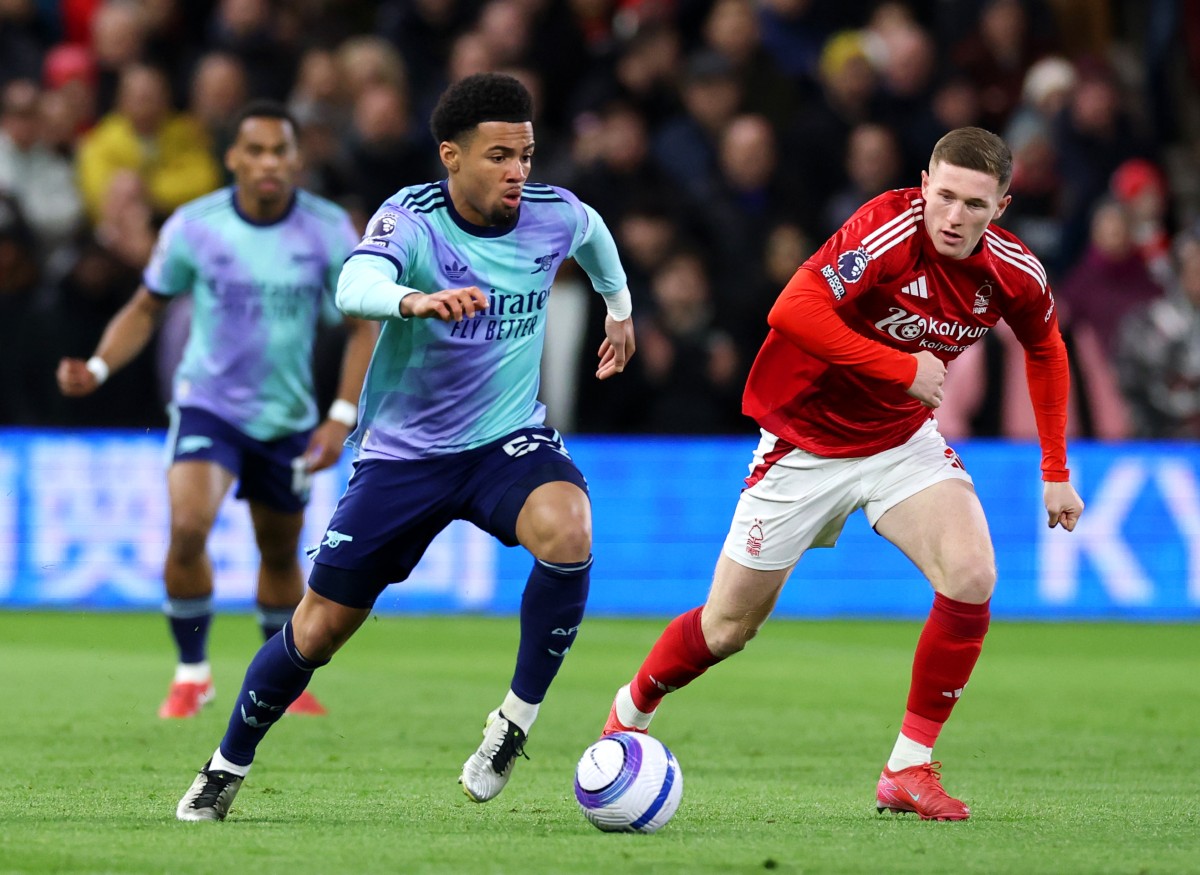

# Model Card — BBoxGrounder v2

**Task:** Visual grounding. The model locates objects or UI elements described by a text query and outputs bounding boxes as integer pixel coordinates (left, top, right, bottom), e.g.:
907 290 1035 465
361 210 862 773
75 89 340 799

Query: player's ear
439 140 460 173
993 193 1012 221
285 127 303 173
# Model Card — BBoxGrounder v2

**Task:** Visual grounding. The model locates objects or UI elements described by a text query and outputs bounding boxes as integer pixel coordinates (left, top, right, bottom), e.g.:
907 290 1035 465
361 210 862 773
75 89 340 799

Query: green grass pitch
2 611 1197 874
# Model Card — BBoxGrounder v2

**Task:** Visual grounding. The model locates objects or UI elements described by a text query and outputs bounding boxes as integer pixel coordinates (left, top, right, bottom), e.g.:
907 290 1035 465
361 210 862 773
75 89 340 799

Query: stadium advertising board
1 430 1197 619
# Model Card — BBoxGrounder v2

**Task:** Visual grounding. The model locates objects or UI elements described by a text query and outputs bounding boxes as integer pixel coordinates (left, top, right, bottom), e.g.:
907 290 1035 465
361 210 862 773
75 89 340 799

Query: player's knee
542 525 591 564
290 610 348 663
935 560 996 604
167 517 212 562
702 615 757 659
258 540 301 573
525 505 592 563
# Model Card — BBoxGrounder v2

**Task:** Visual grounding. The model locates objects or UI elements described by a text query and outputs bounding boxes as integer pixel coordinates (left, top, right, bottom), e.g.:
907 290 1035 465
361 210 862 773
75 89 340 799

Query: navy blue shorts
308 426 588 608
167 406 313 513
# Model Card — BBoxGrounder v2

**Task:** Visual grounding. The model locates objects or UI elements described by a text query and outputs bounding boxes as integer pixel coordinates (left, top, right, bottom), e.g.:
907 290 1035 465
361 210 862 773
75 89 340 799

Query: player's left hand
1044 480 1084 531
597 315 635 380
303 420 351 472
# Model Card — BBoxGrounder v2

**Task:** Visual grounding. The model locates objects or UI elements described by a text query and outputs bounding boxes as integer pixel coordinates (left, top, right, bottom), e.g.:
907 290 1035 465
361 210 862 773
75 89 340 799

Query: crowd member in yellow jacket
76 64 222 224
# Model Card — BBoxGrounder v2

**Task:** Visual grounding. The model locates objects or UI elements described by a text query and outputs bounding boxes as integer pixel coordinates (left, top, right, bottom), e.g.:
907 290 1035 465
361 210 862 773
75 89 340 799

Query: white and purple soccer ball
574 732 683 833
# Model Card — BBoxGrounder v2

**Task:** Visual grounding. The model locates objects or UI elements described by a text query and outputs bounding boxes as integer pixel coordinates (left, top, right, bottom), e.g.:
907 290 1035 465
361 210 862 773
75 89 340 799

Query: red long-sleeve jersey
744 187 1070 480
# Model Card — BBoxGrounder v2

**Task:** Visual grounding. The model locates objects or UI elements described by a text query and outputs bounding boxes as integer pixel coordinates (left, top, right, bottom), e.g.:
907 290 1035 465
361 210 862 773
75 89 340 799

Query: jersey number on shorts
502 432 570 459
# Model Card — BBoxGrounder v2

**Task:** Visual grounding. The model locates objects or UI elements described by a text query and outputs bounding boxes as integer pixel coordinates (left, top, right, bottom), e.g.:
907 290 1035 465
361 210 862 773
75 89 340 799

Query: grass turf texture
1 612 1196 875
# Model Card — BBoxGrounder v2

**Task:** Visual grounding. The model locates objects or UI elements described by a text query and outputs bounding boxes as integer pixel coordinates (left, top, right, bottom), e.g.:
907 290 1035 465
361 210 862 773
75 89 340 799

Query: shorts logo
502 432 571 459
837 248 870 284
176 435 214 455
321 529 354 548
746 518 765 557
820 265 846 300
943 447 965 471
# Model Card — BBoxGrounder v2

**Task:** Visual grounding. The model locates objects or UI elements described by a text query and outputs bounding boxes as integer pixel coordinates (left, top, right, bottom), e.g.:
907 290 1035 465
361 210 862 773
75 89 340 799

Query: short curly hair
233 100 299 137
430 73 533 144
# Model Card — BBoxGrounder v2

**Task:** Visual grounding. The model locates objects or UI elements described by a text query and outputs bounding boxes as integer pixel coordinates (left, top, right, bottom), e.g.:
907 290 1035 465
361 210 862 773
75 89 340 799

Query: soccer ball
574 732 683 833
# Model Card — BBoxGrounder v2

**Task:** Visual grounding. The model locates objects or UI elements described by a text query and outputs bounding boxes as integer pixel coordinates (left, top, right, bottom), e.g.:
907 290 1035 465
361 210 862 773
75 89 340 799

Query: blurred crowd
3 0 1200 438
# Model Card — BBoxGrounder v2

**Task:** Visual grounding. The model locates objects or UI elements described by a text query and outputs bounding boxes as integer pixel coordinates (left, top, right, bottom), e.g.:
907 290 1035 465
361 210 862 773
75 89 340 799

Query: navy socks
219 622 327 767
256 602 296 643
510 556 591 705
164 596 212 664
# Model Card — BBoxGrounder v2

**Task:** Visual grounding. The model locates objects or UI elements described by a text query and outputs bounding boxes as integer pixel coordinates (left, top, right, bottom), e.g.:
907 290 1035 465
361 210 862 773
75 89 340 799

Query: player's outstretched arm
401 286 490 322
56 286 168 397
596 314 635 380
1044 480 1084 531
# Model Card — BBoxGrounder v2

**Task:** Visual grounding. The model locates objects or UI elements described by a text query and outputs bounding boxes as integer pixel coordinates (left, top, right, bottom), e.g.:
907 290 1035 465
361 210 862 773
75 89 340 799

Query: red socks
902 593 991 746
630 606 720 713
626 594 989 740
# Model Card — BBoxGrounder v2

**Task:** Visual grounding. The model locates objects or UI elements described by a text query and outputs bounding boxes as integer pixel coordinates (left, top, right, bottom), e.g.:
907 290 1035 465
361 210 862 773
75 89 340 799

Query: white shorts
722 419 973 571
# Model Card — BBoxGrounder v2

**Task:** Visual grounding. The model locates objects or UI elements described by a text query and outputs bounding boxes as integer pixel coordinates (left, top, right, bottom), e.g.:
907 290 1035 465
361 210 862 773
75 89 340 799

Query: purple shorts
168 406 313 513
307 426 588 608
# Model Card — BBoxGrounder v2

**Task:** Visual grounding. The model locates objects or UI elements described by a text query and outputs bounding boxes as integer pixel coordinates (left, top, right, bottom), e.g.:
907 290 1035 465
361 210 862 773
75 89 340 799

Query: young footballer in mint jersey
176 73 636 821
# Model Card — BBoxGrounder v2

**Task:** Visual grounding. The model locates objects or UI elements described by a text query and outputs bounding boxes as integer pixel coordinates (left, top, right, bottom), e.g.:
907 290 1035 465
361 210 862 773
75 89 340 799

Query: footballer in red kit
747 187 1067 466
600 127 1084 821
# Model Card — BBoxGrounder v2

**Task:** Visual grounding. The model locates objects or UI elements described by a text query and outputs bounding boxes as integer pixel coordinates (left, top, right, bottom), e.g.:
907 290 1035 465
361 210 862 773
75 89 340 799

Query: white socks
501 690 540 734
887 733 934 772
614 683 655 731
174 661 211 684
210 748 249 778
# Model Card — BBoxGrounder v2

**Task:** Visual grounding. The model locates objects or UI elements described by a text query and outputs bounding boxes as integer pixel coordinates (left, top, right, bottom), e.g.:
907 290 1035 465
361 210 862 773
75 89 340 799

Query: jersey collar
231 187 298 227
441 179 520 238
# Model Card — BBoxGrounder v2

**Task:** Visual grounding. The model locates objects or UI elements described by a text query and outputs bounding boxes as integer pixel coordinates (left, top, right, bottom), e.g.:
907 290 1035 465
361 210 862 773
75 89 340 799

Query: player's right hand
597 315 636 380
56 358 101 397
906 350 947 408
1044 480 1085 532
404 286 490 321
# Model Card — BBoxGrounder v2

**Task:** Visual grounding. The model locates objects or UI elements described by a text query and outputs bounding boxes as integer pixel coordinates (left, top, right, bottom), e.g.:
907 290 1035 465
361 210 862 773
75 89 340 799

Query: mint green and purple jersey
341 180 627 460
144 187 358 441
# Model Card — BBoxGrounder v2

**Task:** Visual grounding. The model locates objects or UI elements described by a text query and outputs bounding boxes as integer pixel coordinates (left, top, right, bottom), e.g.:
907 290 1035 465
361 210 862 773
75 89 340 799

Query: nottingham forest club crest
973 282 994 314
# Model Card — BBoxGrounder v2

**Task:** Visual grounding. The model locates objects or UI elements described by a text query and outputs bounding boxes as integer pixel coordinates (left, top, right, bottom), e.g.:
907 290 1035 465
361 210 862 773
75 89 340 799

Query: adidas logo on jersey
900 275 929 299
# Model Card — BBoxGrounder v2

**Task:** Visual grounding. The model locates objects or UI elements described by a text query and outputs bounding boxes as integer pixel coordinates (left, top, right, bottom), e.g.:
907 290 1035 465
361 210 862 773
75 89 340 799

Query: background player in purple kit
57 101 377 720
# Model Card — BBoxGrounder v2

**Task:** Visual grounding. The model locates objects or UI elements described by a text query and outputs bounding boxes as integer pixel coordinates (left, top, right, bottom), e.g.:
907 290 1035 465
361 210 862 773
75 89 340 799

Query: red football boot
876 762 970 821
286 689 328 716
158 679 215 719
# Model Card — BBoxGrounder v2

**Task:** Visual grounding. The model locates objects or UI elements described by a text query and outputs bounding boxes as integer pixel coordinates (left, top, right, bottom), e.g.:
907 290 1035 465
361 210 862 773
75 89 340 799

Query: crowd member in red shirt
601 127 1084 821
